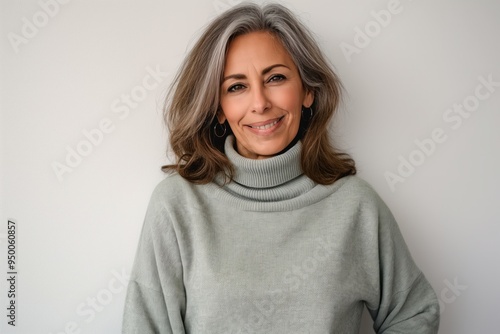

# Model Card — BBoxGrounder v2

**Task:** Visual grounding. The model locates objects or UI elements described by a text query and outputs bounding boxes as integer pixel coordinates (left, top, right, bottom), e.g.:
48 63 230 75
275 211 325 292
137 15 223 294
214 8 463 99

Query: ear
216 109 226 124
303 89 314 108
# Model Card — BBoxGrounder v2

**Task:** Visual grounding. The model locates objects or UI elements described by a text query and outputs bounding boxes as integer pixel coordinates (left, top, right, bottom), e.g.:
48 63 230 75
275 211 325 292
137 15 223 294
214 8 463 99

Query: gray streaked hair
163 2 356 184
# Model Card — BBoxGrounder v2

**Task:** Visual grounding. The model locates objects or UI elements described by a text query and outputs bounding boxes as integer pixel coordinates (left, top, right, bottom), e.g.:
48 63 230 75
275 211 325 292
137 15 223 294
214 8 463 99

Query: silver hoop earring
214 122 227 138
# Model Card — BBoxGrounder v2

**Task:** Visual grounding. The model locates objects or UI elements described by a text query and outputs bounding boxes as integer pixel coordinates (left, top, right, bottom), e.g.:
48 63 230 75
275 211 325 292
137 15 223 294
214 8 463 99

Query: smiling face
219 31 314 159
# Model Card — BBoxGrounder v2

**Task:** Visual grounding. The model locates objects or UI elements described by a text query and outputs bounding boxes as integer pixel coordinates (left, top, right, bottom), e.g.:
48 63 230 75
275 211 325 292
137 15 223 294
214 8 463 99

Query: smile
247 116 284 130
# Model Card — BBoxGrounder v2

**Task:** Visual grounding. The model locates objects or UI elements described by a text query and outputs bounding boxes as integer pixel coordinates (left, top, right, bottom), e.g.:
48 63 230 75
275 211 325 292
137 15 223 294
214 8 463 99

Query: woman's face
219 31 313 159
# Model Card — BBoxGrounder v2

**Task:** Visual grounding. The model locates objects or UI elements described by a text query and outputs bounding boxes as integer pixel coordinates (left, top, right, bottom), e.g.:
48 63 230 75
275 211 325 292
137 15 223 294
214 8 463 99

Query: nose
251 85 271 114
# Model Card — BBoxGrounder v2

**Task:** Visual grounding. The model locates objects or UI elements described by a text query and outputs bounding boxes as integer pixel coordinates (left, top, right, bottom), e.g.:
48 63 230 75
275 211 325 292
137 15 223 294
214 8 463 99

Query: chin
236 133 297 159
253 142 290 157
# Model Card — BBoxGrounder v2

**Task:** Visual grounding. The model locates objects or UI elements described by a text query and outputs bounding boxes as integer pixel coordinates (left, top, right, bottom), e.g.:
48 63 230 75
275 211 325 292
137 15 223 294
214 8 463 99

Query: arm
366 192 440 333
122 186 186 334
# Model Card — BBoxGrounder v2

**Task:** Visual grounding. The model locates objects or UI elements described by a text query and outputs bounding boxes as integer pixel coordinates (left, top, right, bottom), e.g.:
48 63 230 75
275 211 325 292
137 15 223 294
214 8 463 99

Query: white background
1 0 499 333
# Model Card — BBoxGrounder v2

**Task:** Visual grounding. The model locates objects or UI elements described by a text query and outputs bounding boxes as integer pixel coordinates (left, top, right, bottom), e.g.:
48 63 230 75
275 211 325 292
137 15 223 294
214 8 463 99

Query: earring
302 106 313 119
214 122 227 138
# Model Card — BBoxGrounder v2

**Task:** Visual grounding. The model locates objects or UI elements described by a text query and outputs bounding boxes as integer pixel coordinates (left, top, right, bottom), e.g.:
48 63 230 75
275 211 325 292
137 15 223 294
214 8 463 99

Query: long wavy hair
162 2 356 184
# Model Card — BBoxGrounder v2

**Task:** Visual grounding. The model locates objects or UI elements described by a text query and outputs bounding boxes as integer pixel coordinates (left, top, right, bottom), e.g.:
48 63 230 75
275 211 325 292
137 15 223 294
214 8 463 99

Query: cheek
274 85 304 110
220 99 243 123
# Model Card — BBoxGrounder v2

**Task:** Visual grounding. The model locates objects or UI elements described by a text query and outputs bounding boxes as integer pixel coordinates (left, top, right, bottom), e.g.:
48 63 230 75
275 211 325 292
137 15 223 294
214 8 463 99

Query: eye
267 74 286 83
228 84 245 93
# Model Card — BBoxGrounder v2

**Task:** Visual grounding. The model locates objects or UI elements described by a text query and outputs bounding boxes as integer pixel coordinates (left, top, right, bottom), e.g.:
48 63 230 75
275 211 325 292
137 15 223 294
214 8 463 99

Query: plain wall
1 0 499 333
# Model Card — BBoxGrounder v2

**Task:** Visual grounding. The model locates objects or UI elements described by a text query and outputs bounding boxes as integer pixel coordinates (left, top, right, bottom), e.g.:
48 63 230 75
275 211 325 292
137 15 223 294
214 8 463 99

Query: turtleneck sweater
122 136 440 334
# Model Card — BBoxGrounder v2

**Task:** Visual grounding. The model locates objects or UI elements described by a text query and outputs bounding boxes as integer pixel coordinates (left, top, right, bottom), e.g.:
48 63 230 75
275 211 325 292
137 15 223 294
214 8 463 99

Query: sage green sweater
122 136 440 333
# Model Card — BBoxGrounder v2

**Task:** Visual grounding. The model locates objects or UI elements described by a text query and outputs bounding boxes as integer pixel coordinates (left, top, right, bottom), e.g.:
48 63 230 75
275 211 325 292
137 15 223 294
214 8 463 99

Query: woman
122 3 440 333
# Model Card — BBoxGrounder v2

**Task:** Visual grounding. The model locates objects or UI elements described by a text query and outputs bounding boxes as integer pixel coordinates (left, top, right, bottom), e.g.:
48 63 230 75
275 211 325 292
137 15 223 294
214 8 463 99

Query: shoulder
335 175 384 204
151 172 193 198
147 171 208 211
340 175 400 227
330 175 394 219
141 172 205 230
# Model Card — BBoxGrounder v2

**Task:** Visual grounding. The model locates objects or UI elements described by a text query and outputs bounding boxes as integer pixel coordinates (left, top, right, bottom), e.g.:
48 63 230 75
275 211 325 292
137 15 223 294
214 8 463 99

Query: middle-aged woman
122 3 440 333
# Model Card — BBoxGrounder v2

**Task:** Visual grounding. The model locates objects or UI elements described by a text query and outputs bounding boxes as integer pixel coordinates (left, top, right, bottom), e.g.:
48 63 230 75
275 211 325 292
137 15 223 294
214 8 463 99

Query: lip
246 116 283 128
245 116 285 134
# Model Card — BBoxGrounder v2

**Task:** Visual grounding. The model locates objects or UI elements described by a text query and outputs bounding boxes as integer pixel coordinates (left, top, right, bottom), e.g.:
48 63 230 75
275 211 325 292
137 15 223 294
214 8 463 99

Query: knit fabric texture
122 135 440 333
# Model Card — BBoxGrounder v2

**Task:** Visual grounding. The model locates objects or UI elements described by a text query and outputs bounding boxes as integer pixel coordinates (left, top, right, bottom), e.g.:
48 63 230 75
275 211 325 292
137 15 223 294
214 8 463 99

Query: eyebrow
222 64 290 83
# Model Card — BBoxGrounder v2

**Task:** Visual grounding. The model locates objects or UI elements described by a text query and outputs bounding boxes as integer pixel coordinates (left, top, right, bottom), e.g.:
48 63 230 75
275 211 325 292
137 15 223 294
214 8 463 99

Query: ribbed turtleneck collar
208 135 349 211
223 135 303 188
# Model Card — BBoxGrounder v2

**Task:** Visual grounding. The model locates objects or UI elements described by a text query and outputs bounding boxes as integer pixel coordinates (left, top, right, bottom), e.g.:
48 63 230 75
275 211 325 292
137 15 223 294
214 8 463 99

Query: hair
162 2 356 184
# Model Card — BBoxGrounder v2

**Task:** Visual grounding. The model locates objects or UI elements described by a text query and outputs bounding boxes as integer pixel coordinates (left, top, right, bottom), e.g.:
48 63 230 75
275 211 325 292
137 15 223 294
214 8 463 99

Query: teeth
251 119 280 130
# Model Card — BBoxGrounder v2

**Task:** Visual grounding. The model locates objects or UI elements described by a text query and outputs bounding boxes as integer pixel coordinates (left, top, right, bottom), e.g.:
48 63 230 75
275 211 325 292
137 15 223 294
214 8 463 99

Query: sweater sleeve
122 186 186 334
365 190 440 334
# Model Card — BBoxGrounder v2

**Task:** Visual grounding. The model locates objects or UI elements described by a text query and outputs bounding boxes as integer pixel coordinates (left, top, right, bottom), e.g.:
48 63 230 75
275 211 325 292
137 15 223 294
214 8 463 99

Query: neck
223 135 303 188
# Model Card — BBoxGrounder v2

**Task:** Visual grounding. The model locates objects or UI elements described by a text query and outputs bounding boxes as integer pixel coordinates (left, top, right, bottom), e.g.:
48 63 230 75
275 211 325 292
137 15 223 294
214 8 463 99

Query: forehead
223 31 296 73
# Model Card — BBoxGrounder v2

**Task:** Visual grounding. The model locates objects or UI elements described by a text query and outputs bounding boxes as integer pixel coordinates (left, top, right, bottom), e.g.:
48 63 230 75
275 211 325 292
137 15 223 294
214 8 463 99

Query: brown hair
162 3 356 184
